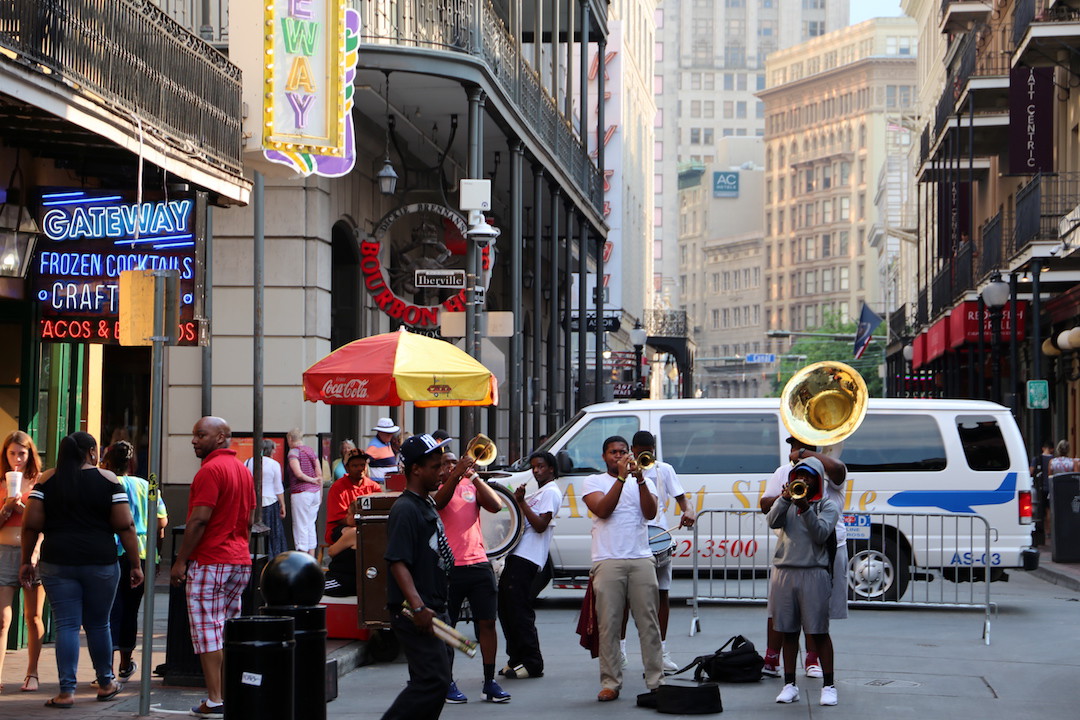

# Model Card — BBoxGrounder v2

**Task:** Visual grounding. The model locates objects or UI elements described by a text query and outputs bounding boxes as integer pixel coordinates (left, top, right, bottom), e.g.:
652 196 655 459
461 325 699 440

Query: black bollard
223 616 295 720
261 606 328 720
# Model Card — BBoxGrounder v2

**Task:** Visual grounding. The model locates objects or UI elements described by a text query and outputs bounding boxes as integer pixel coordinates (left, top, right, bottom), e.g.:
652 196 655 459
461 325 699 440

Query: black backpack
674 635 765 683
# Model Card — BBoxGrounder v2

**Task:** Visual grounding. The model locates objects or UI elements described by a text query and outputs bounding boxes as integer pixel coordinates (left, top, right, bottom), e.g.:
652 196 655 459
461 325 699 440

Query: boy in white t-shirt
497 452 562 680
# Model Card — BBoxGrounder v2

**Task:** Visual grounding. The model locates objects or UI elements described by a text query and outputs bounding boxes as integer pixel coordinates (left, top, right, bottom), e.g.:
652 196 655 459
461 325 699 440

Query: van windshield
507 410 586 472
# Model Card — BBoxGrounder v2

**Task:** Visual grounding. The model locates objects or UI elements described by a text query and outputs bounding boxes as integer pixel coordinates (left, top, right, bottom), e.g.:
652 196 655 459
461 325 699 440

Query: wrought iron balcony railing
361 0 603 211
1014 0 1080 45
152 0 228 46
954 240 974 300
932 263 953 317
1014 172 1080 255
917 288 929 326
979 209 1011 279
889 303 909 341
0 0 242 176
646 309 688 338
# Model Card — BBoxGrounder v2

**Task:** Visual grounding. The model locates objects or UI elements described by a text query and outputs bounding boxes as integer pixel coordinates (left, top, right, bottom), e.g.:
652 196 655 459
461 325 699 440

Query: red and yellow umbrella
302 329 498 407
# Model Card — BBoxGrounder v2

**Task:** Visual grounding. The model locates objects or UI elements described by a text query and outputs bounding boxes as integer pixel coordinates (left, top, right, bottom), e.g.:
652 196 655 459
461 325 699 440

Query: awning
948 300 1029 348
927 315 950 362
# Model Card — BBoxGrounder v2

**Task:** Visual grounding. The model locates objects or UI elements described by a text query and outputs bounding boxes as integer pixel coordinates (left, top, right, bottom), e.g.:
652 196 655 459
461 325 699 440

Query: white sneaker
761 661 781 678
805 662 823 678
620 651 629 669
662 650 678 674
775 683 800 704
820 685 838 706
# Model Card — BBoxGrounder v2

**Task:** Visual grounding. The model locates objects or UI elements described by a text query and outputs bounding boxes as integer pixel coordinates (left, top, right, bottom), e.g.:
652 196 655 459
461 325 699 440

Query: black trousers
382 611 452 720
497 555 543 674
110 553 145 653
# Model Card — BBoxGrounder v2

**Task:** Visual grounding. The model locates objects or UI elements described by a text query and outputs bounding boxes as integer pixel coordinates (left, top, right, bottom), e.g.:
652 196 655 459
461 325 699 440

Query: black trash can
224 616 295 720
1050 473 1080 563
260 606 328 720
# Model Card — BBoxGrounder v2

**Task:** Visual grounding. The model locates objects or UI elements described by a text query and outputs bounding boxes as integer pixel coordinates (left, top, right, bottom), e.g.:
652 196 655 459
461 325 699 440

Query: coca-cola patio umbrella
303 329 498 407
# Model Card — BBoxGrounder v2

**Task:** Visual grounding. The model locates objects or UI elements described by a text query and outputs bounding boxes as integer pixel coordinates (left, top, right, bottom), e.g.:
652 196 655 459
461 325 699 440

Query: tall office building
653 0 848 308
760 17 918 357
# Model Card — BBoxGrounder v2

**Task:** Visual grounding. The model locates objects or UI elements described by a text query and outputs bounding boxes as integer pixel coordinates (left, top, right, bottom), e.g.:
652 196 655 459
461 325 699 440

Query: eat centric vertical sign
1009 66 1054 175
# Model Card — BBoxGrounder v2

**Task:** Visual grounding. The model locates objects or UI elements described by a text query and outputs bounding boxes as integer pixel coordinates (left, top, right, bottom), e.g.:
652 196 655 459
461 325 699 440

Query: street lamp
629 320 647 399
902 344 914 397
981 274 1010 405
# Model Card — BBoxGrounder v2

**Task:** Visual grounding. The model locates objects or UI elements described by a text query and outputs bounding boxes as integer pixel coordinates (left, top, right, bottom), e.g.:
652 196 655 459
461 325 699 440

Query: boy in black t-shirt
382 433 453 720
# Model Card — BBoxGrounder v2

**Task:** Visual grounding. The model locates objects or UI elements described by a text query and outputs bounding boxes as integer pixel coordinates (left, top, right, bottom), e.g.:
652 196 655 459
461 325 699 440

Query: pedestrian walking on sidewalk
0 430 45 694
101 440 168 683
170 417 256 718
20 431 144 708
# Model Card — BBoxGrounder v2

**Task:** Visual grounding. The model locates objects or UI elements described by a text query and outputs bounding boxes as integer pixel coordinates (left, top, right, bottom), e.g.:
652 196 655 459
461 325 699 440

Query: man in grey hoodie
765 457 840 707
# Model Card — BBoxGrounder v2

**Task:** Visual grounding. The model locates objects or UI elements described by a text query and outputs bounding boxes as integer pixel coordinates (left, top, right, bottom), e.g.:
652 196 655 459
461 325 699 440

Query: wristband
617 476 626 483
637 478 647 486
411 605 426 614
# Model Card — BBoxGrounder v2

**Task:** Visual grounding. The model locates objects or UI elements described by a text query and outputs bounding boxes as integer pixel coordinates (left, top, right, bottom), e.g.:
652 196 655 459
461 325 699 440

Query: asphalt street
330 571 1079 719
2 567 1076 718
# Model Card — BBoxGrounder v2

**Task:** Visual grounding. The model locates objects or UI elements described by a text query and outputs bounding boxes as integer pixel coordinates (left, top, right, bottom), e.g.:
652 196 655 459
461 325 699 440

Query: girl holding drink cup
0 430 45 693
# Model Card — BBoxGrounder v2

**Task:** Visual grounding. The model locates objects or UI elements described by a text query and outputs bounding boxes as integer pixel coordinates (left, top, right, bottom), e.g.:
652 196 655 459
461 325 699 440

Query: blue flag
853 302 883 360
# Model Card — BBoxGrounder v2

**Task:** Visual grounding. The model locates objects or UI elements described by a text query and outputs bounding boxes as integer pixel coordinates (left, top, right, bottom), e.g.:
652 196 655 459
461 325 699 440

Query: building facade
676 138 767 397
653 0 848 310
898 0 1080 458
760 17 918 369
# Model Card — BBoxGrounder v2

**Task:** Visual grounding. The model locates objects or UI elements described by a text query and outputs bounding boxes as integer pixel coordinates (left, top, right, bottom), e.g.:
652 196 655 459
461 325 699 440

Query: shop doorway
100 346 151 477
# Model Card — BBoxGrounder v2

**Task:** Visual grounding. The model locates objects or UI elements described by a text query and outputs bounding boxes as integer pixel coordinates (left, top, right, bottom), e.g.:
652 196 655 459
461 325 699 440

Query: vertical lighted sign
261 1 360 177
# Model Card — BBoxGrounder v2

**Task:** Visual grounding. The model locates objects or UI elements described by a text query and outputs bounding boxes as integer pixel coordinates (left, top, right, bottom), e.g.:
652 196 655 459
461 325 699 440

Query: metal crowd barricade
689 509 996 644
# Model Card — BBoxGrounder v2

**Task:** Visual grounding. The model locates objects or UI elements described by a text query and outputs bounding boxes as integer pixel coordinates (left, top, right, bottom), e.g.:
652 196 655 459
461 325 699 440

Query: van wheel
847 536 909 601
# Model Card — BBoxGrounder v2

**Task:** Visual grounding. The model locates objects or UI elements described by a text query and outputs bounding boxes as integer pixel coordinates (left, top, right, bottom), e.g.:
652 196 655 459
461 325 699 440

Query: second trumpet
787 478 809 501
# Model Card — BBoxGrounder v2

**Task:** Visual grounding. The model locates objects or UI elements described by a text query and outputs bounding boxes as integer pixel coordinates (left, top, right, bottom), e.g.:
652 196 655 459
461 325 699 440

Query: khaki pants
591 557 663 692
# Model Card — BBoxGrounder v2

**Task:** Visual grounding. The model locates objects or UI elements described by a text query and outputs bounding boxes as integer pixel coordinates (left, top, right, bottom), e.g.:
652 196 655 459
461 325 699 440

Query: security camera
466 210 500 247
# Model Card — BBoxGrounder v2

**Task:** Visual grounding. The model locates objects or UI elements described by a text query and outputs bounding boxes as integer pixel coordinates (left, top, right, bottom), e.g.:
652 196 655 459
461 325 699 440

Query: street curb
329 640 369 676
1030 566 1080 593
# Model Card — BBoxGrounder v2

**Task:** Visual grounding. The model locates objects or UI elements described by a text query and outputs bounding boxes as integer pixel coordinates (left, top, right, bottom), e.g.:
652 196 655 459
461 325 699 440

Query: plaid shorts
186 561 251 654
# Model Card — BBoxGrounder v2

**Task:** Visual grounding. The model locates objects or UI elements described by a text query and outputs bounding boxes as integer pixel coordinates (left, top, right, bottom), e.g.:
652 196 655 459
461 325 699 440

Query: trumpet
635 451 656 471
787 478 809 501
465 434 498 467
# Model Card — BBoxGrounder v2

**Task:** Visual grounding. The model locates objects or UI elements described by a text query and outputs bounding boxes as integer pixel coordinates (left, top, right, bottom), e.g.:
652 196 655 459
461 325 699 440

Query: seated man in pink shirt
434 449 511 704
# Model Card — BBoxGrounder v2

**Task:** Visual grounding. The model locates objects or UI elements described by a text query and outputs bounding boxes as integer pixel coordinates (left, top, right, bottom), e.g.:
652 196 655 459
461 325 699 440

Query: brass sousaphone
780 360 869 453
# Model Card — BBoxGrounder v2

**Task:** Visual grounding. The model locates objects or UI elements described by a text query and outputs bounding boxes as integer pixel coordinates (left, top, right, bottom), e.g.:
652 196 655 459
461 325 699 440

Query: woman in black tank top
18 432 144 709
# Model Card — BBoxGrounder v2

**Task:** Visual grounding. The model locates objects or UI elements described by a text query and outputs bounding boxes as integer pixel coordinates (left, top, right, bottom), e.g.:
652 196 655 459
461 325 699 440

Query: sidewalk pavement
0 579 367 719
2 552 1077 718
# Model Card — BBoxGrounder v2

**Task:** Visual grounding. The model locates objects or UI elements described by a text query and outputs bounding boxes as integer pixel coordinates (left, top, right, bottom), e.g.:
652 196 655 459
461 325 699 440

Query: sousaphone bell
780 360 868 450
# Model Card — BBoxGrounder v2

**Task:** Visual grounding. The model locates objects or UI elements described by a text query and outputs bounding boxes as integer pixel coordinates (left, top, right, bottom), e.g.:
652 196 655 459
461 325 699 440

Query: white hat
372 417 401 434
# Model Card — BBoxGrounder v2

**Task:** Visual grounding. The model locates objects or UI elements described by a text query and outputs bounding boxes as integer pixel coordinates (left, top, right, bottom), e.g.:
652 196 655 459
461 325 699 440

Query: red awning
912 333 927 370
927 316 950 362
949 300 1029 348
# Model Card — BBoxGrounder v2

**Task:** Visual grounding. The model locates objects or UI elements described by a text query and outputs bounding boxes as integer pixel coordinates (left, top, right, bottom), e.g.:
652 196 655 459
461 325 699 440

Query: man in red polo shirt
170 416 256 719
323 452 382 596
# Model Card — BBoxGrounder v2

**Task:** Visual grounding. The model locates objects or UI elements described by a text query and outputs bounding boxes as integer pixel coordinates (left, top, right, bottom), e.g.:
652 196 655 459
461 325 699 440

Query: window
705 73 715 91
840 161 851 185
822 267 833 292
712 309 720 329
736 101 747 119
562 415 641 474
722 308 730 327
690 128 701 144
724 73 735 91
691 100 701 118
821 233 831 257
691 73 702 90
659 413 779 474
957 416 1010 471
704 100 715 118
704 128 714 144
737 74 747 91
805 270 817 294
839 266 849 290
842 415 946 472
804 20 825 38
839 230 849 256
724 101 734 119
757 73 766 90
725 46 746 67
756 102 765 119
858 263 865 290
823 200 833 224
802 0 825 7
840 197 850 221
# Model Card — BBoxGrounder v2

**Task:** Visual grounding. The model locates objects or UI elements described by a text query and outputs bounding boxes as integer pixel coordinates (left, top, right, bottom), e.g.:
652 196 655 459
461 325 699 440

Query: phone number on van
672 538 760 559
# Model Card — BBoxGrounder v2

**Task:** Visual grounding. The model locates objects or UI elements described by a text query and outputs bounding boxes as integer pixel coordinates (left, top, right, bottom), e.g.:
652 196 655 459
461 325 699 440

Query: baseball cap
399 433 451 467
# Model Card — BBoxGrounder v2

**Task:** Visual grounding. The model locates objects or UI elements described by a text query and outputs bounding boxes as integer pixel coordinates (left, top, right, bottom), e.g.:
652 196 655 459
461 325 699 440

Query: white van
499 398 1039 600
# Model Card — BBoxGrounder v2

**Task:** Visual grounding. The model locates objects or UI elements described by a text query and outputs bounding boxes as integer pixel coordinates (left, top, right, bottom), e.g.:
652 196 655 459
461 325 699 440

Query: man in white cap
366 417 401 484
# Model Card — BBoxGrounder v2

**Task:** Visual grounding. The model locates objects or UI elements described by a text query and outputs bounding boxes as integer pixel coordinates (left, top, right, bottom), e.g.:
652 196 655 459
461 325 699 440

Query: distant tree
768 311 885 397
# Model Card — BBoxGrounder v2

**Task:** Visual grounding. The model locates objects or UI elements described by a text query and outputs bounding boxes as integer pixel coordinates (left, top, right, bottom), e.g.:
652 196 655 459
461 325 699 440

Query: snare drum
648 525 675 566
